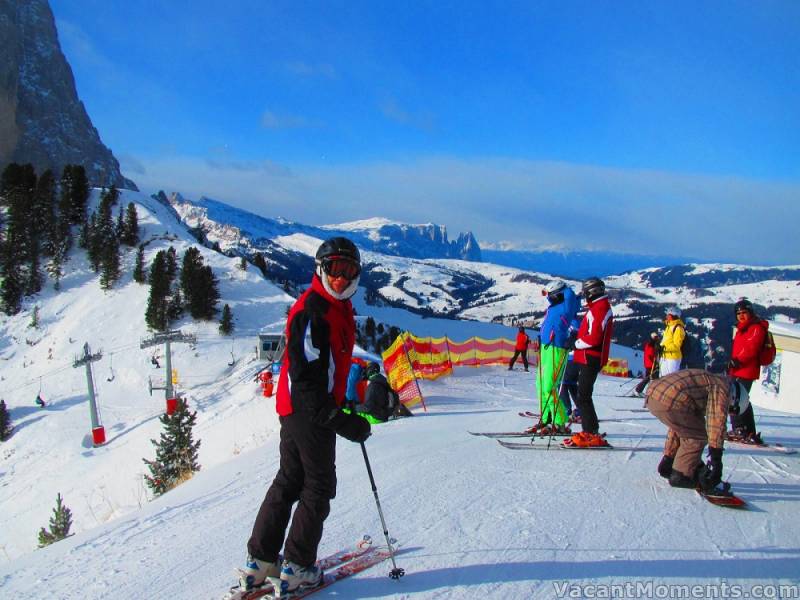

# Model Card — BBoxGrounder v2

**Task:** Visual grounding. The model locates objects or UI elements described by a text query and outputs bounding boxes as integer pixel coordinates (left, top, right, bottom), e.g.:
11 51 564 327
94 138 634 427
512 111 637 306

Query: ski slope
2 368 799 599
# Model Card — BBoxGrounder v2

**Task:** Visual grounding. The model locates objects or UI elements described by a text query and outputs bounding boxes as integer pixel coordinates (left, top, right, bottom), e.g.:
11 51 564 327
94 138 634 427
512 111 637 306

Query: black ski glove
565 334 577 351
728 358 741 370
320 407 371 443
698 447 723 492
657 455 674 479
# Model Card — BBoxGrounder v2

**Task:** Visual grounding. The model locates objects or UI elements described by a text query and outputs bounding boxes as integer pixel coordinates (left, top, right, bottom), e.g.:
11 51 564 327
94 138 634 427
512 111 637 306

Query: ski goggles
320 256 361 280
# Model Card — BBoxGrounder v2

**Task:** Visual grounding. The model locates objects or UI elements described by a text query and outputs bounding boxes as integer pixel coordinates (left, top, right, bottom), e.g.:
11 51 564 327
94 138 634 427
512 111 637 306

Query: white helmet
545 280 567 294
666 306 682 318
728 380 750 416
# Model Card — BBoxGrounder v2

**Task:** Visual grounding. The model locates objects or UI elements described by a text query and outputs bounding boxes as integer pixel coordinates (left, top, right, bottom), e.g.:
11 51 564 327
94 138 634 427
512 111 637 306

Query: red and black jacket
573 295 614 366
276 275 355 417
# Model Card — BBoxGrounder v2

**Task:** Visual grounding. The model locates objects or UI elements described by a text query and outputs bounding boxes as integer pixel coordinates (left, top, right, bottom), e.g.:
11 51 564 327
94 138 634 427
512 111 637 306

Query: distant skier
345 357 367 408
727 298 769 444
508 326 531 371
563 277 613 448
646 369 745 494
634 332 660 397
238 237 371 596
530 280 579 435
659 307 685 376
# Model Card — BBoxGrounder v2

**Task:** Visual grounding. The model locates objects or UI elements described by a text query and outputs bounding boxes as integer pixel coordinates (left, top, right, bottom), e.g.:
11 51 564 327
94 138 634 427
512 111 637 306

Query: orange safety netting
381 334 426 411
601 358 630 377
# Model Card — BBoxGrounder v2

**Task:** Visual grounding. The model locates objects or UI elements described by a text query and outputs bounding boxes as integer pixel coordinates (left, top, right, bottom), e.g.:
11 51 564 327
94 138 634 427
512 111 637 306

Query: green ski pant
537 344 568 427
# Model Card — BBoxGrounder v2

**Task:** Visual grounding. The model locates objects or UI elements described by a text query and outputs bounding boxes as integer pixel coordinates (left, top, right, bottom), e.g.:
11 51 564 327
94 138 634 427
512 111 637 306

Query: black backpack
678 325 701 369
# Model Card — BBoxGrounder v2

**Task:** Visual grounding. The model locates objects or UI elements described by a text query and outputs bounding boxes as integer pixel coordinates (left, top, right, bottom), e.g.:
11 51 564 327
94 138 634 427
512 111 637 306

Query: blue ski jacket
539 287 581 349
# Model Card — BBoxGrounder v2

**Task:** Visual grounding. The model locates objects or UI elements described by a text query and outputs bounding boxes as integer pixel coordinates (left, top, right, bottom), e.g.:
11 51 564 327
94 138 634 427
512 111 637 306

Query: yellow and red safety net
601 358 630 377
381 334 426 411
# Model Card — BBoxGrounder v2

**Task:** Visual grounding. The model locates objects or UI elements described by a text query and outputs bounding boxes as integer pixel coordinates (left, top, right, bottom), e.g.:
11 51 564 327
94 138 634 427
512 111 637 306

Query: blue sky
49 1 800 264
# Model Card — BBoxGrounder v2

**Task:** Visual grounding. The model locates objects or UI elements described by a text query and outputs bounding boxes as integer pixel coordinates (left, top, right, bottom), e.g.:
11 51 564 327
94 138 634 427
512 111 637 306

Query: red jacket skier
727 298 768 442
508 326 531 371
565 277 613 447
241 237 371 595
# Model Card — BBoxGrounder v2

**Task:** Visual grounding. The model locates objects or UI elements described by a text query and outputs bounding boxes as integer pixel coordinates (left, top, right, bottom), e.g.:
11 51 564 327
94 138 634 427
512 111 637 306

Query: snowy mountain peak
167 193 482 261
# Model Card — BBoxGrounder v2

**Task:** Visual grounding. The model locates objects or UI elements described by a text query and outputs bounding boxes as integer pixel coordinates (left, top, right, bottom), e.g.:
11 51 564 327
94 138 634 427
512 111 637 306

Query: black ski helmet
582 277 606 302
314 236 361 300
734 298 754 316
315 236 361 265
365 361 380 378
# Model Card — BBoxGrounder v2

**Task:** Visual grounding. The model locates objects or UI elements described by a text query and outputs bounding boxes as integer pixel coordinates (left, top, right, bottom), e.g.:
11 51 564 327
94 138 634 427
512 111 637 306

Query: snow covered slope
1 368 799 599
0 188 293 560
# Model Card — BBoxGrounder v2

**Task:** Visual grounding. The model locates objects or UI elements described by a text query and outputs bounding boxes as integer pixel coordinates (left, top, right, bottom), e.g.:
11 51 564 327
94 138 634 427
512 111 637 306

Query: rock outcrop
0 0 136 189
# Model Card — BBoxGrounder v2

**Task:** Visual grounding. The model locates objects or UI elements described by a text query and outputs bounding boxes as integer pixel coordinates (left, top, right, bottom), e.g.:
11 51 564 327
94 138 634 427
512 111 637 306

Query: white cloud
123 154 800 264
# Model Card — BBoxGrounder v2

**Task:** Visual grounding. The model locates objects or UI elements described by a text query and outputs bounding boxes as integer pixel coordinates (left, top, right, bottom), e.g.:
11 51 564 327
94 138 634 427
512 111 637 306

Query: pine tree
180 247 203 299
121 202 139 246
365 316 376 341
190 265 219 320
219 304 234 335
145 251 170 331
36 170 58 258
37 493 73 547
59 165 89 225
1 235 23 315
238 256 247 271
252 252 268 277
165 246 178 285
0 399 13 441
29 305 40 329
143 399 201 496
99 235 121 290
132 245 146 283
167 287 184 322
2 164 37 295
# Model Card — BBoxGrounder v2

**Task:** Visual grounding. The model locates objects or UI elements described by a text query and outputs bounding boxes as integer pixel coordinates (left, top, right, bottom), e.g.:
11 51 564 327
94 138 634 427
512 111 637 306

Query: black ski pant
508 350 528 370
248 413 337 567
575 354 602 434
729 378 756 435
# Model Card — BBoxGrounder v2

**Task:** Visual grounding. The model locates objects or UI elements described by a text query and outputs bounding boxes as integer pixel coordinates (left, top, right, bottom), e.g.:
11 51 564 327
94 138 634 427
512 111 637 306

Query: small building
749 321 800 416
257 332 285 363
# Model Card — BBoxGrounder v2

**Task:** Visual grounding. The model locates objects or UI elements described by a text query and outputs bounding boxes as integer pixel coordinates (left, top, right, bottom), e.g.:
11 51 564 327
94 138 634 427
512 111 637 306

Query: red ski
265 545 400 599
224 536 374 599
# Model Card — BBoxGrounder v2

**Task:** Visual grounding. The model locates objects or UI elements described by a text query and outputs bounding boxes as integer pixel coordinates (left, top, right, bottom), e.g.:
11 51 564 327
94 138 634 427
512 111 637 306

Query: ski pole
360 442 405 579
546 347 569 450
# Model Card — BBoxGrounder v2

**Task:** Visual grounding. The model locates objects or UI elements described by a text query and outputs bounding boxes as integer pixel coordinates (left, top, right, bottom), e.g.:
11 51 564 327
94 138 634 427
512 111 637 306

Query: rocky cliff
0 0 136 189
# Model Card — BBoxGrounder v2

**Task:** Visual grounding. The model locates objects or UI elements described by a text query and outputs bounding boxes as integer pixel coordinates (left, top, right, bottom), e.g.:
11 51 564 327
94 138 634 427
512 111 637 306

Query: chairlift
151 353 160 368
35 377 46 408
107 353 116 382
228 339 235 367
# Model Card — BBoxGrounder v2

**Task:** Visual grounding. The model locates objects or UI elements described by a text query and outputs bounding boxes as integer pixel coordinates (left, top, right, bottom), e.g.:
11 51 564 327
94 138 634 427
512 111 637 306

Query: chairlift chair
107 353 115 382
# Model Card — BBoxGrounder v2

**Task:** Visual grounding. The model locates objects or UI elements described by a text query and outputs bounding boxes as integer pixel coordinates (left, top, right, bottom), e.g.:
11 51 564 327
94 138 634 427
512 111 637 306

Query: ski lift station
750 321 800 416
257 332 285 362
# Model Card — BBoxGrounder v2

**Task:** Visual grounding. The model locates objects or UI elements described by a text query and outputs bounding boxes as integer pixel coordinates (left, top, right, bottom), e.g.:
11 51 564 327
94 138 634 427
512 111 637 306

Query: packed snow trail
1 368 799 599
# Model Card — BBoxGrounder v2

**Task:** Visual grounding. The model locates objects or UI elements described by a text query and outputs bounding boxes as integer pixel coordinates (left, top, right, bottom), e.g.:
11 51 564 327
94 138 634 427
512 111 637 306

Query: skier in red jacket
563 277 614 448
508 326 531 371
239 237 371 596
634 332 660 396
727 298 769 444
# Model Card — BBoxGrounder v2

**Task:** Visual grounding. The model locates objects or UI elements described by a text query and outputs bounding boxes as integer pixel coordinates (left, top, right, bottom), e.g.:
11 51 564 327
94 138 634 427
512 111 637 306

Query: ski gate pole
360 442 405 579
